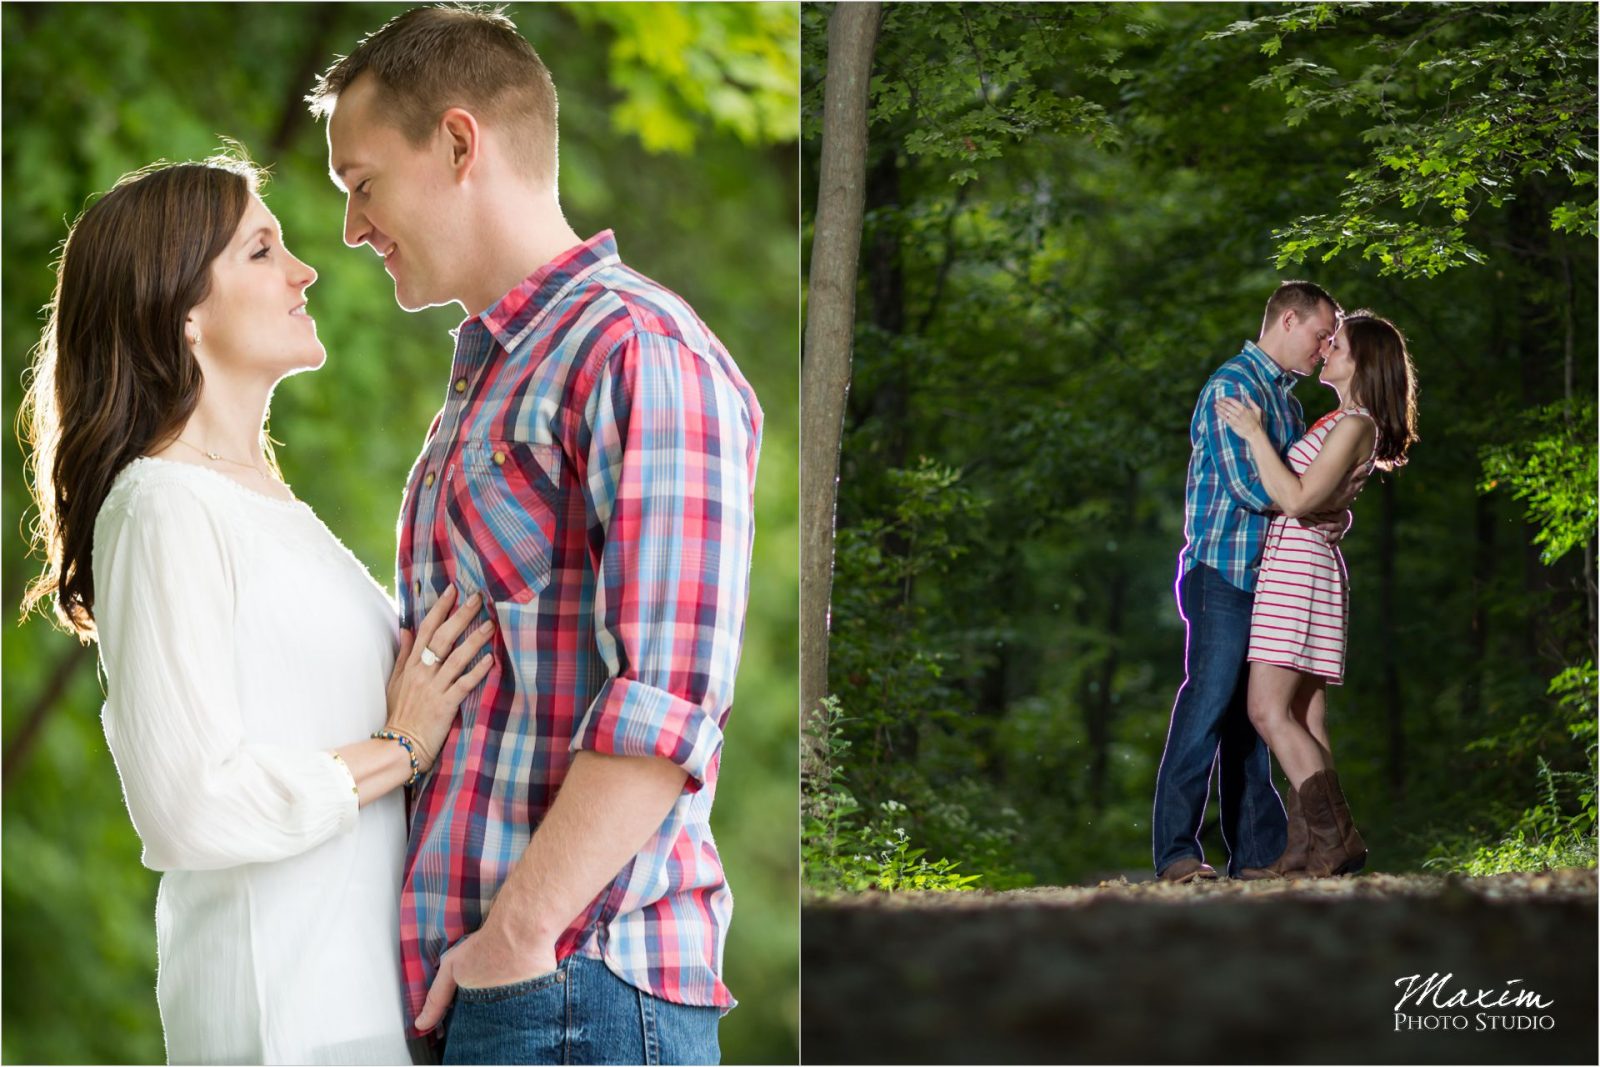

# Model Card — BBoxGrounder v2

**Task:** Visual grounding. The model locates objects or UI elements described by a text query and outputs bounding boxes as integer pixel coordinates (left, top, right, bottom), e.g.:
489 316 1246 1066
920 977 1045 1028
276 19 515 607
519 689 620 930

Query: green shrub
803 698 981 893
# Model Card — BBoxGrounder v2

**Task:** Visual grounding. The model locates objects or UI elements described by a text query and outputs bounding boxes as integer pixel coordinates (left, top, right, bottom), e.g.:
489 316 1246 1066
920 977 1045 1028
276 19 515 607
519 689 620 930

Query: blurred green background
1 3 797 1063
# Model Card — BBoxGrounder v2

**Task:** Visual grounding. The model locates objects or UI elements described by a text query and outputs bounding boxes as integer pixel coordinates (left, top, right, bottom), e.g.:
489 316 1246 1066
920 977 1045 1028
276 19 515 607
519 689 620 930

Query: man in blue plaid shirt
1152 281 1343 883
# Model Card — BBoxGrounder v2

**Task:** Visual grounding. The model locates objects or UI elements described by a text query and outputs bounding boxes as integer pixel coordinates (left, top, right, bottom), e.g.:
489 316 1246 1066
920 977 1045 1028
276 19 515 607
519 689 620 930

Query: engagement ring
419 646 442 667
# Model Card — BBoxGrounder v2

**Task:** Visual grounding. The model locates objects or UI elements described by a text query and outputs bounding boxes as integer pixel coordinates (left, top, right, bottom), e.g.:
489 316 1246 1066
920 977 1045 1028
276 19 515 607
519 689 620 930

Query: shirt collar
468 230 621 352
1241 339 1298 390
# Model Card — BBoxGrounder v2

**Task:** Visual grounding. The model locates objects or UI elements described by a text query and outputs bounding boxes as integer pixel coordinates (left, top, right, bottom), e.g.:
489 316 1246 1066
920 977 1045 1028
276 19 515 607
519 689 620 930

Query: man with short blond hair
311 7 761 1063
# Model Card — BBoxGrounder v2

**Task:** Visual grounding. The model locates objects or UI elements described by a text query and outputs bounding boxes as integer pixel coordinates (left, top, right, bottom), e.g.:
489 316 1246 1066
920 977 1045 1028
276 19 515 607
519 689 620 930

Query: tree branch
3 640 95 790
268 2 343 157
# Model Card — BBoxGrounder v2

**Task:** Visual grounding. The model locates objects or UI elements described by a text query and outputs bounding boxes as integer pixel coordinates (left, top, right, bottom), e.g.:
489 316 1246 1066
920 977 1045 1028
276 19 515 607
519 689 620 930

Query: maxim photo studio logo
1394 973 1555 1033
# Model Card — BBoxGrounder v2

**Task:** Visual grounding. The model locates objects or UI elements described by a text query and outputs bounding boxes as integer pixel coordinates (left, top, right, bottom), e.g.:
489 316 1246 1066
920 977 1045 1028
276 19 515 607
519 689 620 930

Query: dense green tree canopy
2 4 798 1062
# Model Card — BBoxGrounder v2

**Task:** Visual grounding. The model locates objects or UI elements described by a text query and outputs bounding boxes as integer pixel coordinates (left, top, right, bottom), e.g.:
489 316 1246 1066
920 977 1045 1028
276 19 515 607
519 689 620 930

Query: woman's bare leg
1246 662 1326 789
1290 677 1333 770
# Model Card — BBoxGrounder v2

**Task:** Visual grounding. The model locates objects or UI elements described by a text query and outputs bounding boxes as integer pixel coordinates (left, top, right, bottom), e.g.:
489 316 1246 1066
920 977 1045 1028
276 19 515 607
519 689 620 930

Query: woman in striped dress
1216 312 1418 878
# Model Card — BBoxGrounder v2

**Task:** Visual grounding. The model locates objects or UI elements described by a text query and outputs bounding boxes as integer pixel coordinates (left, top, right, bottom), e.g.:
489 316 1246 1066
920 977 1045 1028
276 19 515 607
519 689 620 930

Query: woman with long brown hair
21 156 490 1063
1215 311 1419 879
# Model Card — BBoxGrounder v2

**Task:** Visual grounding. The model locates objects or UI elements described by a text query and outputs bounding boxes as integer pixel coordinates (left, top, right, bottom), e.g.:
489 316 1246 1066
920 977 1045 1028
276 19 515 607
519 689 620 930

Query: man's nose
343 199 366 249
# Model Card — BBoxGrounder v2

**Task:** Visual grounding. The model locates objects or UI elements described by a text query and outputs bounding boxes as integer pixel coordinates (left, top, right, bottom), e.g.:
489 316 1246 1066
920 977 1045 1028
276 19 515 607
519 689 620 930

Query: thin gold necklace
171 436 274 481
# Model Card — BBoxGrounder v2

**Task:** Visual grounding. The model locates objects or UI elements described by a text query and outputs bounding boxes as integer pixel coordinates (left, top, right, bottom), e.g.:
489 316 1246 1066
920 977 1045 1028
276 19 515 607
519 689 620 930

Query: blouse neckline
125 456 309 513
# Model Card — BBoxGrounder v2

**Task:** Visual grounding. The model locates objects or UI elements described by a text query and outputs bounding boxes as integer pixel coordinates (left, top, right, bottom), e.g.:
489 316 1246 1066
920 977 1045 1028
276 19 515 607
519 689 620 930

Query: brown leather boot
1300 770 1367 877
1236 787 1309 880
1324 770 1368 874
1270 785 1310 876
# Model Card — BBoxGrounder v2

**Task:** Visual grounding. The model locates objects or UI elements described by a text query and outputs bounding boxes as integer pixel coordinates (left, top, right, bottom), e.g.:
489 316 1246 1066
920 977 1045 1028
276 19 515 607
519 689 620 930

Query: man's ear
1279 308 1299 335
439 107 481 182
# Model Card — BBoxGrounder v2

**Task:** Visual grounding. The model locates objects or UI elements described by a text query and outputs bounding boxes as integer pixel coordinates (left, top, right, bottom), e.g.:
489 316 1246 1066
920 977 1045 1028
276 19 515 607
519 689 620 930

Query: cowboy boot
1237 786 1308 880
1324 769 1368 874
1270 785 1310 876
1300 770 1366 877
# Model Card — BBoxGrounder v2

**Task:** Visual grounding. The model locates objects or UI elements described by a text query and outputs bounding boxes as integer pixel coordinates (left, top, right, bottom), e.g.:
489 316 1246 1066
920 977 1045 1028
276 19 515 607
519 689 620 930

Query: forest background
0 4 798 1063
802 1 1597 893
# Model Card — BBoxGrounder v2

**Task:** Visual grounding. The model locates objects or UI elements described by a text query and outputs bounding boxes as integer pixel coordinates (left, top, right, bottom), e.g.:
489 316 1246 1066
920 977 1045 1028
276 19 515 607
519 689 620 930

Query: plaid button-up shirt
394 231 760 1029
1179 340 1303 592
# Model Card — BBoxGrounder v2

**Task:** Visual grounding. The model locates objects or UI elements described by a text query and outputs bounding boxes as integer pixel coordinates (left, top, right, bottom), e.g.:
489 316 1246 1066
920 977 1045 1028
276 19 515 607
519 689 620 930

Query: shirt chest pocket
445 440 564 605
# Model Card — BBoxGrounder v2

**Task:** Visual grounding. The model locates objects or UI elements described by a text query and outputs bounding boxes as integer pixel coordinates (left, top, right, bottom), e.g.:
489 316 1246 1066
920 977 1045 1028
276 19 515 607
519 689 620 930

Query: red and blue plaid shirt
394 231 761 1030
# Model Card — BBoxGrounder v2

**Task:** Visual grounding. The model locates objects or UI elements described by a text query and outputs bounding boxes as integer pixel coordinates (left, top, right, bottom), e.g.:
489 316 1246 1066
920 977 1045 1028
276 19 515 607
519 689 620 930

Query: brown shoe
1299 770 1368 877
1158 857 1219 884
1235 866 1281 881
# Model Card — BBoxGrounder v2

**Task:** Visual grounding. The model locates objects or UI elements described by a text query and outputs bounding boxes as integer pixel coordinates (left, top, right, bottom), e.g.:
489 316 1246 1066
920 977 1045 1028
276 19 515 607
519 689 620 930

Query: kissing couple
1151 281 1419 885
22 7 760 1065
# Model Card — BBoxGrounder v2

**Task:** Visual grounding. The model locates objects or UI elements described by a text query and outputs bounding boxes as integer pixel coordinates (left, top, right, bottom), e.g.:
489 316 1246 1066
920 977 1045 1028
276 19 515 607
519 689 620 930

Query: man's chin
393 282 438 314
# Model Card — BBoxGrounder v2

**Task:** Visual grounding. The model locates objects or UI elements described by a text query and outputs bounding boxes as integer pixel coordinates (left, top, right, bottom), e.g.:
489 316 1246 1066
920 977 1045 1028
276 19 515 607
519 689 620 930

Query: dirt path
801 868 1597 1064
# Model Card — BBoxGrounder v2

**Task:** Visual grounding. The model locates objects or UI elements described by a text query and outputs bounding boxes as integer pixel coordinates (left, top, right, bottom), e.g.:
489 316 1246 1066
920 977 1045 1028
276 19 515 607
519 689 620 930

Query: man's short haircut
307 4 558 185
1261 280 1341 336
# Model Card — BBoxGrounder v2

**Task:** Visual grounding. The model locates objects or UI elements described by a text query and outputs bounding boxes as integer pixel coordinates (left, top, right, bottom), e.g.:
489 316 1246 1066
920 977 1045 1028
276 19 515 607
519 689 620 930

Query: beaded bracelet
372 729 422 787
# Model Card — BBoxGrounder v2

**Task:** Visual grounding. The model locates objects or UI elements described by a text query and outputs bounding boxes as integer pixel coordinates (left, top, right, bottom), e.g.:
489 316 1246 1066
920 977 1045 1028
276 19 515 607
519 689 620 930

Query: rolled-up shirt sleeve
94 483 358 871
1200 377 1276 513
571 329 758 792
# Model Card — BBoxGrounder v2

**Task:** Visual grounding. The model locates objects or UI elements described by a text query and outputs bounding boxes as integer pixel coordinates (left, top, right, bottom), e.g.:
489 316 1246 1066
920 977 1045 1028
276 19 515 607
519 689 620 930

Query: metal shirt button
424 471 436 488
414 579 423 596
492 450 506 466
454 378 467 394
555 971 567 984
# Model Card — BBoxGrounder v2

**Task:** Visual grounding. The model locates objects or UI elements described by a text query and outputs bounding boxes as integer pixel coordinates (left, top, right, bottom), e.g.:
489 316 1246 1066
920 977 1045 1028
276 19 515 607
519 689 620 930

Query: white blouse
93 458 411 1065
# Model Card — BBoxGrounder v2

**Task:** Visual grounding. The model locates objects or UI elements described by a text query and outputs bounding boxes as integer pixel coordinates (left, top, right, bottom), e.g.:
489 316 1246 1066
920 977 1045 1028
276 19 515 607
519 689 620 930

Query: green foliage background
802 1 1596 891
1 4 798 1063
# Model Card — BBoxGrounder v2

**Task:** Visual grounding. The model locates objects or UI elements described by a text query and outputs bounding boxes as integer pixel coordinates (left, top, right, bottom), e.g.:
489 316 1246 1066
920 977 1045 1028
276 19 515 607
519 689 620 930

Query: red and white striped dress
1247 407 1376 685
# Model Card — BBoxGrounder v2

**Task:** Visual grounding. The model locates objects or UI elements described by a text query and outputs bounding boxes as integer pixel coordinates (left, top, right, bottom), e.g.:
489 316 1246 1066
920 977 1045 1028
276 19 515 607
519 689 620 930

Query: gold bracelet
328 751 359 796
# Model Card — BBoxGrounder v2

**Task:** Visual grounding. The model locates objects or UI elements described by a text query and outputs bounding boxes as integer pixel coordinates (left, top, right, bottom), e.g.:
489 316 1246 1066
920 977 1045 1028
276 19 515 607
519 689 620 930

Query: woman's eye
252 245 271 260
357 180 371 195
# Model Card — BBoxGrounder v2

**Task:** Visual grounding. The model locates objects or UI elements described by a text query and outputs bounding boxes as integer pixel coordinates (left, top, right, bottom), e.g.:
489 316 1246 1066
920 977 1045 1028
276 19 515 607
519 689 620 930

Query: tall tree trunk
800 2 881 752
1086 469 1136 811
1466 492 1495 724
1379 475 1405 804
1559 248 1597 649
865 150 909 474
1465 294 1505 724
1511 193 1555 669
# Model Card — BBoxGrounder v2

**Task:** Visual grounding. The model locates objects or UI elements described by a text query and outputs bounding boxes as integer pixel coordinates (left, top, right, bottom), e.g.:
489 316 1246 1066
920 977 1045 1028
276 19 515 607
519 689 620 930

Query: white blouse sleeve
94 480 359 872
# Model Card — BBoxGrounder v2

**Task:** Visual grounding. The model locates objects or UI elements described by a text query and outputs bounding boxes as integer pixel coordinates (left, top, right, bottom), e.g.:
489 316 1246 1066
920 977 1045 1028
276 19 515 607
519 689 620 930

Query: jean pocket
444 964 568 1065
455 966 566 1004
446 440 564 605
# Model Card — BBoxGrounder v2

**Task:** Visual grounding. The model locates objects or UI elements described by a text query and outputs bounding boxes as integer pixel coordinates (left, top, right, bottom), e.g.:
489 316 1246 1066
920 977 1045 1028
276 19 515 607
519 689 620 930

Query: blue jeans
1151 562 1286 875
441 954 721 1065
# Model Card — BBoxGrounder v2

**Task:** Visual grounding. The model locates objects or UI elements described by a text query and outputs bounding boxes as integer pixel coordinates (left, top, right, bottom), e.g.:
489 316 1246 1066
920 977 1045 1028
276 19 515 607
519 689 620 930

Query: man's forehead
324 80 376 183
326 113 367 189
